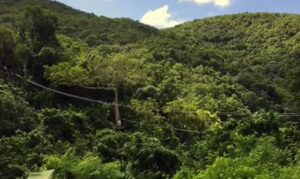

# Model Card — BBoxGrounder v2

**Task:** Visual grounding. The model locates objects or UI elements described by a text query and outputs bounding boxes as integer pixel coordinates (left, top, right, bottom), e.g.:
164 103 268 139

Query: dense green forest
0 0 300 178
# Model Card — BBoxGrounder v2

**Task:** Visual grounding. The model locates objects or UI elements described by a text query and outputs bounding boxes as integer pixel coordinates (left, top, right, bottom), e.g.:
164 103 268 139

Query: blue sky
56 0 300 28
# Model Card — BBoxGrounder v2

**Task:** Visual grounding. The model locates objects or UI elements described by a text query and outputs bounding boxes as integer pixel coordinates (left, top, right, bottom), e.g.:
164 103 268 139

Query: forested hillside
0 0 158 46
0 0 300 178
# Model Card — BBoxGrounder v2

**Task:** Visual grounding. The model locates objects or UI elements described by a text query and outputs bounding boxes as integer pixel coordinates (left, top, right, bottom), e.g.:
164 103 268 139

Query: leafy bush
40 108 88 142
44 149 124 179
0 82 37 137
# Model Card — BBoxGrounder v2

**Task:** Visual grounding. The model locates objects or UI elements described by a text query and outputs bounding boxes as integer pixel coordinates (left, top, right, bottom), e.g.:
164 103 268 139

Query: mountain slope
0 0 158 46
151 13 300 65
0 2 300 179
141 13 300 112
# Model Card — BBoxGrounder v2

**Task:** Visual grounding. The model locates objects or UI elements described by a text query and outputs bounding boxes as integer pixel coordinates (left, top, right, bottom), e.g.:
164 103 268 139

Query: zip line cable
13 74 300 117
14 74 112 106
121 119 202 134
11 73 300 134
166 110 300 117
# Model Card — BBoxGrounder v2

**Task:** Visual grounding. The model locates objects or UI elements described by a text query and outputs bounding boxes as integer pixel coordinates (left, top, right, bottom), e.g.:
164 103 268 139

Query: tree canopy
0 2 300 179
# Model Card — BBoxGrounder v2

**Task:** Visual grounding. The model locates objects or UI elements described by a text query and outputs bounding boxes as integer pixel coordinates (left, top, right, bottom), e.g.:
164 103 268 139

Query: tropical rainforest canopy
0 0 300 178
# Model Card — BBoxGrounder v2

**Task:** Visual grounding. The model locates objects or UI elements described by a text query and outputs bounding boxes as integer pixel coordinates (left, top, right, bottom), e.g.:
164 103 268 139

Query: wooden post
114 88 121 129
23 60 28 83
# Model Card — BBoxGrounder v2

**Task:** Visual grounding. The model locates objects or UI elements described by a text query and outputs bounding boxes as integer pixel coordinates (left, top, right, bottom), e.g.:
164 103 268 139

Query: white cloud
140 5 181 29
179 0 232 8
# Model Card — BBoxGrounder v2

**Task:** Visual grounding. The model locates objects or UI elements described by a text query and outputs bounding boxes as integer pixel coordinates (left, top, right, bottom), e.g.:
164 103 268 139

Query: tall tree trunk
114 88 121 129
